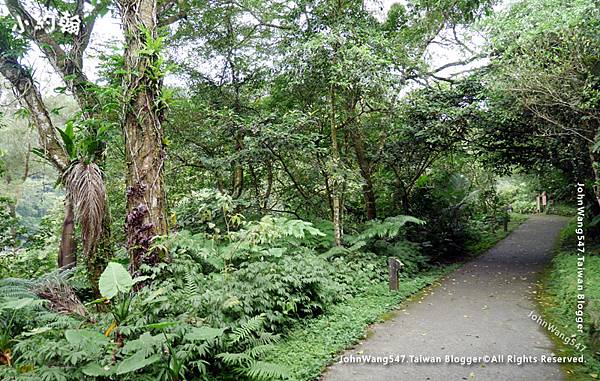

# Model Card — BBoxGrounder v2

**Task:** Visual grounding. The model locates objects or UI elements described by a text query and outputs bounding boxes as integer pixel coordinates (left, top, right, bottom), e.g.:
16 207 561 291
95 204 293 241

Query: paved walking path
323 215 570 381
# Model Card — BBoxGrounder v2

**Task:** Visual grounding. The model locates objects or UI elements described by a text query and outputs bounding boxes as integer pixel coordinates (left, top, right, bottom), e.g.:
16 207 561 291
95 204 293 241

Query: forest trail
322 215 570 381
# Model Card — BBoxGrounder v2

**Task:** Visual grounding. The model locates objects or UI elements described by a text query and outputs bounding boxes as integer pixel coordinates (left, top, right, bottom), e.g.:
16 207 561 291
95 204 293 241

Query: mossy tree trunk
119 0 168 273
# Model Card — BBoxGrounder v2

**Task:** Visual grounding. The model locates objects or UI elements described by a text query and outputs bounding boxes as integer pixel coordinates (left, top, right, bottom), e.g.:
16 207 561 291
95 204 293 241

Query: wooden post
388 257 404 291
536 196 541 213
541 191 547 213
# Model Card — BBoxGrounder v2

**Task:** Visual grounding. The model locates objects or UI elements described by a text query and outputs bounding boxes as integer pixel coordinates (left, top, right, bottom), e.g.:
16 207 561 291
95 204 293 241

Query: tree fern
350 215 425 244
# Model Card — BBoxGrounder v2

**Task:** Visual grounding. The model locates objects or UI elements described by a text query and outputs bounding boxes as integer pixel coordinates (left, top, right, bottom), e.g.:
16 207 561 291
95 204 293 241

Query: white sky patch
0 0 499 97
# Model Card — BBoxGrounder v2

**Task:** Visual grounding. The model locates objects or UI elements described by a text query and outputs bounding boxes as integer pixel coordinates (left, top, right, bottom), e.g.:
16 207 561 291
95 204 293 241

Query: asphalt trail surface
322 215 570 381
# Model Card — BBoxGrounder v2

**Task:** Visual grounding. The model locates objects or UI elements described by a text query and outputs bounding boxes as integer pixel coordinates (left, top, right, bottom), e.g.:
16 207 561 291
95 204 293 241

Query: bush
0 215 396 380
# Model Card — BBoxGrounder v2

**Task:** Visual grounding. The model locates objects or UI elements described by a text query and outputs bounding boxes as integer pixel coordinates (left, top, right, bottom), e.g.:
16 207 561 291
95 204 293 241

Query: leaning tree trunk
119 0 168 273
87 210 112 295
0 56 79 269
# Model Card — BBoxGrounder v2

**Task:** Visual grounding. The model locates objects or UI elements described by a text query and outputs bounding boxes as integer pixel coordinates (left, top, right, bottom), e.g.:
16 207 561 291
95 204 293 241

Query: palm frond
33 276 87 318
63 162 106 256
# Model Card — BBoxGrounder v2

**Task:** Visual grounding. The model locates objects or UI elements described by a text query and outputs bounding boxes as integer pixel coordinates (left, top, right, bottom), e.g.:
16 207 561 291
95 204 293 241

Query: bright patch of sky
0 0 500 97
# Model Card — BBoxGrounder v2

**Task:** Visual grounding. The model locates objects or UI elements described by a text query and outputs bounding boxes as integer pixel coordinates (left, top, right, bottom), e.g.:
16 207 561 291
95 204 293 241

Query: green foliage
0 216 59 278
546 203 578 217
465 212 528 256
0 196 20 248
540 220 600 380
98 262 138 300
1 0 594 380
262 267 456 381
348 215 425 244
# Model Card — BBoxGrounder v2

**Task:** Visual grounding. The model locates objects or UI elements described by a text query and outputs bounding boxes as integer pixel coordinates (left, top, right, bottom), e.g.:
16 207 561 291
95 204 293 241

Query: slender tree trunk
0 58 68 171
58 200 77 269
231 123 244 200
119 0 168 272
87 210 112 295
232 165 244 199
351 127 377 220
263 160 273 209
401 190 410 215
329 83 343 246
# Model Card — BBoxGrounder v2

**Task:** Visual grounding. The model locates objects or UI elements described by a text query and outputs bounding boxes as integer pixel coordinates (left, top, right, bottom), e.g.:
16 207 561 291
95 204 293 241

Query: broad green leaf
187 326 226 341
99 262 133 299
56 124 75 159
65 329 108 347
116 352 161 375
82 363 114 377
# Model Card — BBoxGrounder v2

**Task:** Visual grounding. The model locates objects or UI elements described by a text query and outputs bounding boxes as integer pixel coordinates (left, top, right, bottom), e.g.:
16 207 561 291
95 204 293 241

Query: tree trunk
87 210 112 295
1 6 112 293
263 160 273 209
58 200 77 269
0 56 80 269
0 57 68 171
351 127 377 220
232 165 244 199
329 83 343 246
119 0 168 273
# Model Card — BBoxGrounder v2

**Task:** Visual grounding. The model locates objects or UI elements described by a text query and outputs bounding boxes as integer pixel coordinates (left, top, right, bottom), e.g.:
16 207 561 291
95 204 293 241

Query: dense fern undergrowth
0 213 422 380
0 200 534 381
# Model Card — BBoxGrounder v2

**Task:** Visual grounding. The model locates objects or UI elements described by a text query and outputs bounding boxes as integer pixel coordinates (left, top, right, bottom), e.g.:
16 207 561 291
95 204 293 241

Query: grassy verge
264 215 530 381
262 267 457 381
538 218 600 380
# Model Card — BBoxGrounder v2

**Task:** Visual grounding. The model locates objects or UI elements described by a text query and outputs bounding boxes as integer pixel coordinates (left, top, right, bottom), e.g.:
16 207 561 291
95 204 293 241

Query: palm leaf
64 162 107 256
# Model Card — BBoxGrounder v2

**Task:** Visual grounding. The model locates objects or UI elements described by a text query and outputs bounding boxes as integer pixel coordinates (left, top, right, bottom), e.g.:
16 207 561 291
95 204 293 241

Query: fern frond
216 352 252 366
243 344 275 359
230 315 264 345
183 271 200 297
0 278 36 299
243 360 289 381
351 215 425 244
247 332 280 347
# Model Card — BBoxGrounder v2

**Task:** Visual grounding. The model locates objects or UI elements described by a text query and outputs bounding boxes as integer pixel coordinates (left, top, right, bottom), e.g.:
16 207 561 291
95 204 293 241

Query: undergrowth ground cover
264 213 529 381
1 0 598 379
538 218 600 381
